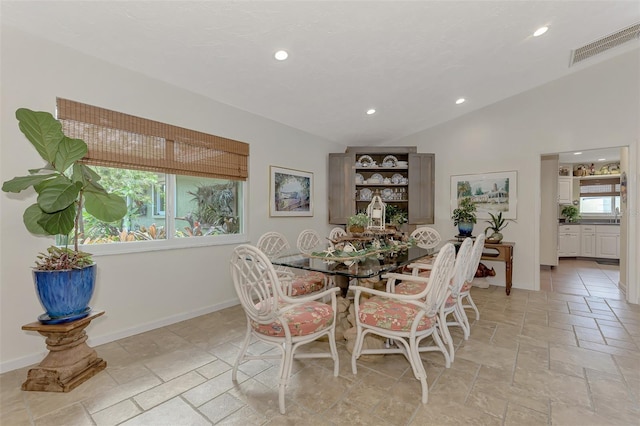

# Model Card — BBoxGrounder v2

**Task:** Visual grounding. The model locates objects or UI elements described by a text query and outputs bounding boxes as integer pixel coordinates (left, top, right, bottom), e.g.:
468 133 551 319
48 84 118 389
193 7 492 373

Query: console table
451 240 514 295
21 310 106 392
481 242 514 295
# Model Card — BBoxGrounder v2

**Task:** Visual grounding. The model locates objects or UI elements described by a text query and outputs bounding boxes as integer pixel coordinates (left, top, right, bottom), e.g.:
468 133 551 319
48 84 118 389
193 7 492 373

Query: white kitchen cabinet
558 177 573 204
580 225 596 257
558 225 580 257
595 225 620 259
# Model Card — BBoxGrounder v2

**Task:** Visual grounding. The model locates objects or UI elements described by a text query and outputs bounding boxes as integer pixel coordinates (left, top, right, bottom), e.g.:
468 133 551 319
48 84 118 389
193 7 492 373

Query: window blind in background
56 98 249 181
579 177 620 196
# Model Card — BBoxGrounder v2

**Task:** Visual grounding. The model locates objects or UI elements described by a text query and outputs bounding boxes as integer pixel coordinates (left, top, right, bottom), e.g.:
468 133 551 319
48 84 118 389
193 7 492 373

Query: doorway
539 147 631 297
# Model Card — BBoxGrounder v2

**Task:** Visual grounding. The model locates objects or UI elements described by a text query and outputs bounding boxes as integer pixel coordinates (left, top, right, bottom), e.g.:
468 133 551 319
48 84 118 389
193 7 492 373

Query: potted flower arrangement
347 213 369 234
2 108 127 323
484 211 514 243
385 204 408 230
451 197 477 237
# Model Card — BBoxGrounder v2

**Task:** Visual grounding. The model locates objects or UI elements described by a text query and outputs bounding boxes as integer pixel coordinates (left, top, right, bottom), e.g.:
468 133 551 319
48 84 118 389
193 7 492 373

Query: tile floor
1 259 638 425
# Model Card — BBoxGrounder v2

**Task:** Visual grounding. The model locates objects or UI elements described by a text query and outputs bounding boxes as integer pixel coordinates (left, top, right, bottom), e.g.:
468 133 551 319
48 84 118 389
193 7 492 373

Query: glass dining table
271 246 436 296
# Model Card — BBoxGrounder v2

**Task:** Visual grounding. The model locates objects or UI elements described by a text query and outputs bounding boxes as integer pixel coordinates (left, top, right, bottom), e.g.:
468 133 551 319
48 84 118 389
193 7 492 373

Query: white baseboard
0 298 240 374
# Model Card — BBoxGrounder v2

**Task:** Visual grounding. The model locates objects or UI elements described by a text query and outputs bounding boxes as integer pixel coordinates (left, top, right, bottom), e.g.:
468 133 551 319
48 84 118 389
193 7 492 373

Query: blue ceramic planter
33 264 96 322
457 222 474 237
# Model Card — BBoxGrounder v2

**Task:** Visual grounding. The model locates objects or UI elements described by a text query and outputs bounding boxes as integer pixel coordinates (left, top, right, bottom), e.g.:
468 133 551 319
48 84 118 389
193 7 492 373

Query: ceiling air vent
570 22 640 67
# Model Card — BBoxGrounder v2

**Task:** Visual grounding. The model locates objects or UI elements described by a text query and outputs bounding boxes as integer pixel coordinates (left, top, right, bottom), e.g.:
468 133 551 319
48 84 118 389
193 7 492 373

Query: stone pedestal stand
21 310 106 392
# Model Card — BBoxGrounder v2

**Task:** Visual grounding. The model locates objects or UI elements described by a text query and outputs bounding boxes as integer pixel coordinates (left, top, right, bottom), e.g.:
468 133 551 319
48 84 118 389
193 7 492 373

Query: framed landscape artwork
450 171 517 219
269 166 313 217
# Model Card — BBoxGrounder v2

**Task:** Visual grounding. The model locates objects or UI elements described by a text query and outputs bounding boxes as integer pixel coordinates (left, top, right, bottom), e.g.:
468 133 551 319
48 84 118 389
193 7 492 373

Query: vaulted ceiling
2 1 639 144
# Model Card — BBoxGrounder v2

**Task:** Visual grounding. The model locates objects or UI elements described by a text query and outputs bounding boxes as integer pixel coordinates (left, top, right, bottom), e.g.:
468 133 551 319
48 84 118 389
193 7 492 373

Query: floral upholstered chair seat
460 280 473 292
288 271 326 296
393 280 428 295
358 296 436 332
251 299 334 337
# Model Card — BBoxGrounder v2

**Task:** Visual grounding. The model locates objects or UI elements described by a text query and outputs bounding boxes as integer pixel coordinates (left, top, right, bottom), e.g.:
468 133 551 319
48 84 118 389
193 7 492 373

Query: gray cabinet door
408 153 435 224
328 153 354 224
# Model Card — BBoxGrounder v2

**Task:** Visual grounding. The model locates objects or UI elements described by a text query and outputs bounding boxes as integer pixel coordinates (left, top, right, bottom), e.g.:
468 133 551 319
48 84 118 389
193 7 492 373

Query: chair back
329 227 347 240
230 244 282 324
296 229 323 254
465 234 486 284
422 243 456 316
450 237 474 296
410 227 442 250
257 231 291 259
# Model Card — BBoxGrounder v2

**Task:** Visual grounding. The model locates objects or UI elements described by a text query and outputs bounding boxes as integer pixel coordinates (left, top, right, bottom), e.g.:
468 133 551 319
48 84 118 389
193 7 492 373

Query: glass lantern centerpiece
366 194 386 230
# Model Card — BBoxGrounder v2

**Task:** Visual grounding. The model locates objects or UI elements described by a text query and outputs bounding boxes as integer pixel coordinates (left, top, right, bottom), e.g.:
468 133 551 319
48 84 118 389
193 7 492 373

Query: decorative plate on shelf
381 188 394 200
383 155 398 167
355 173 364 184
369 173 384 183
357 155 374 167
391 173 404 184
359 188 373 201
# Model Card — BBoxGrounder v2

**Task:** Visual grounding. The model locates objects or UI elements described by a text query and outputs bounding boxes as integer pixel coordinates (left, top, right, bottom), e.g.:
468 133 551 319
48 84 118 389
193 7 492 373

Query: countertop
558 220 619 225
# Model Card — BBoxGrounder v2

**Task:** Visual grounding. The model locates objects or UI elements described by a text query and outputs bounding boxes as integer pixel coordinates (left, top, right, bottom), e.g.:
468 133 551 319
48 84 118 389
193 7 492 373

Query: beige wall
390 49 639 300
0 26 343 372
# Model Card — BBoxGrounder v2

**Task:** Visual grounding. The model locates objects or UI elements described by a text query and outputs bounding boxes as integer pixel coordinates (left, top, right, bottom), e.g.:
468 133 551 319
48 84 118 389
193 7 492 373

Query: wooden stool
21 310 106 392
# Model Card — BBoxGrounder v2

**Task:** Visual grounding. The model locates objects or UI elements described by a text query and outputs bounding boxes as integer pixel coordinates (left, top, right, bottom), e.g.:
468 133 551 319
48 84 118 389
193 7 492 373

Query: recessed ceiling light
598 158 606 161
366 109 376 115
573 152 582 155
455 98 465 105
533 26 548 37
274 50 288 61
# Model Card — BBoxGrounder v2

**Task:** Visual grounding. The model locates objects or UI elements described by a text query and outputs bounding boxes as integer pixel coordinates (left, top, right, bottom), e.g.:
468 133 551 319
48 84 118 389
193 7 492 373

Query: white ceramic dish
381 188 394 200
359 188 373 201
382 155 398 167
391 173 404 184
358 155 374 167
370 173 384 183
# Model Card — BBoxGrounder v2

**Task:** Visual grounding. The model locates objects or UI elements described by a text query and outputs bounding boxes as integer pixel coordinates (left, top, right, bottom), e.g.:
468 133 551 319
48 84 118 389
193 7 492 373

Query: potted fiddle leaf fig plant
2 108 127 323
451 196 477 237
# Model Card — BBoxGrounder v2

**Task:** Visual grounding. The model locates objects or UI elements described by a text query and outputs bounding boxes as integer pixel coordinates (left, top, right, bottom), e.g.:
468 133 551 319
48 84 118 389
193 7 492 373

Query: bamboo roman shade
56 98 248 181
579 177 620 196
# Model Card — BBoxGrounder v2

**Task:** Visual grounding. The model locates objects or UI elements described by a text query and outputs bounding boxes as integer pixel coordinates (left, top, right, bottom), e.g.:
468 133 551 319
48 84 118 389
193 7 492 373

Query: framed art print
269 166 313 217
451 170 517 219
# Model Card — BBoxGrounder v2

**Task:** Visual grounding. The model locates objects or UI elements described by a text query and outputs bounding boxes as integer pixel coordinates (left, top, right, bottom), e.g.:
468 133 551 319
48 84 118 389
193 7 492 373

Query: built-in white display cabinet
328 146 434 226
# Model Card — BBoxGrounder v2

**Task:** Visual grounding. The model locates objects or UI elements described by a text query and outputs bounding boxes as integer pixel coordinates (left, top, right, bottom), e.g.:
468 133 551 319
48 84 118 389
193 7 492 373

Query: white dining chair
296 229 324 254
329 226 348 242
389 237 474 362
230 244 340 414
457 233 485 337
350 243 456 404
257 231 327 296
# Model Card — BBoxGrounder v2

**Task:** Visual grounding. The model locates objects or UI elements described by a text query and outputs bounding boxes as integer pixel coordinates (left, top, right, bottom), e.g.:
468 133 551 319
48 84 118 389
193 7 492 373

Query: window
152 182 166 217
55 98 248 249
579 177 620 216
